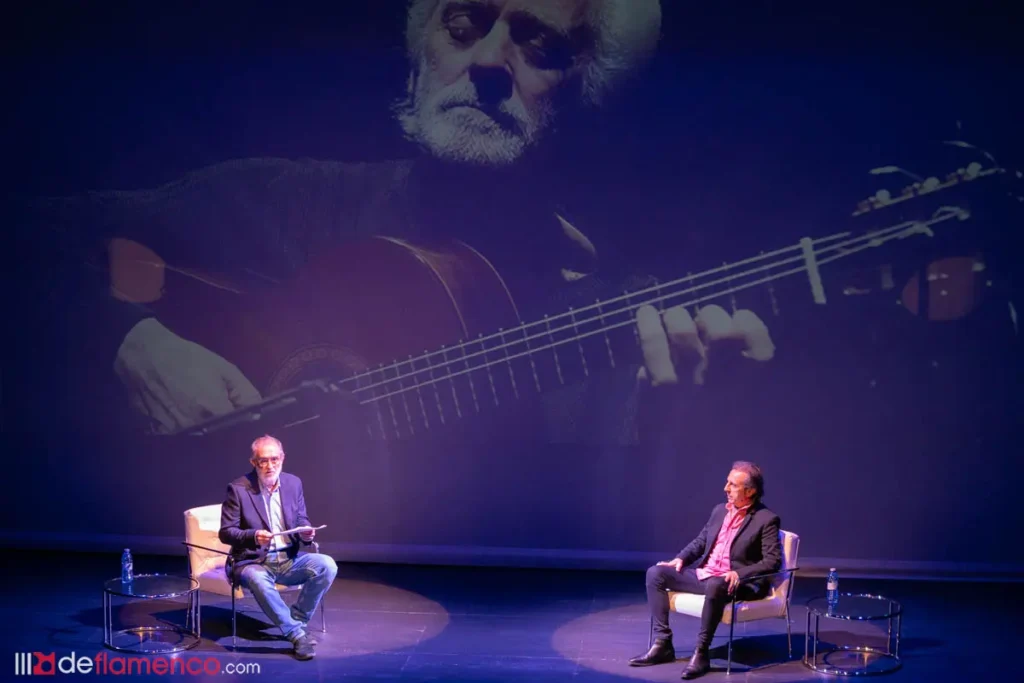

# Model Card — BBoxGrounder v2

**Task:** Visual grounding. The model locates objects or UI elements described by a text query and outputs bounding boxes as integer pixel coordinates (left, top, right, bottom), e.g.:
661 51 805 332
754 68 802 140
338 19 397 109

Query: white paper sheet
271 524 326 538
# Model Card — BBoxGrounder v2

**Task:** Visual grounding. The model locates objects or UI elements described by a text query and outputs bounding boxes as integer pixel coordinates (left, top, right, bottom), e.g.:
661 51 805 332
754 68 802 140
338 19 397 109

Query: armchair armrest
184 539 319 558
730 567 800 610
182 541 230 556
738 567 799 584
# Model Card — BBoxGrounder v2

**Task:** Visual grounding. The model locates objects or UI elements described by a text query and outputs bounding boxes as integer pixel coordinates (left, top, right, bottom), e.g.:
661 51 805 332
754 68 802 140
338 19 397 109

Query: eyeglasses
253 456 283 468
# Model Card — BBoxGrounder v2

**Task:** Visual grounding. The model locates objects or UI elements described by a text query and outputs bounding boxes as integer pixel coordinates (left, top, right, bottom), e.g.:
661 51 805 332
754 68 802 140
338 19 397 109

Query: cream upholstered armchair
659 529 800 674
183 503 327 645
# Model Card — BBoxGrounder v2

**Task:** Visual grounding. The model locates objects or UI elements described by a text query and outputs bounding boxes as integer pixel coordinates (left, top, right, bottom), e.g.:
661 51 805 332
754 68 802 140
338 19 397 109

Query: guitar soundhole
266 344 367 396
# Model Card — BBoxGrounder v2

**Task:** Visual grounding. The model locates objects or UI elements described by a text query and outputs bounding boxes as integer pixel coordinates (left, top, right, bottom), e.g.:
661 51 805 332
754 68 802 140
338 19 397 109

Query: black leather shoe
293 633 316 660
680 650 710 679
629 639 676 666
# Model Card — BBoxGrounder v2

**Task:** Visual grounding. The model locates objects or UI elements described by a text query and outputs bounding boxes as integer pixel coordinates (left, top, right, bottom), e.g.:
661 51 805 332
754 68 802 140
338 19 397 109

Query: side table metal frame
103 574 201 654
804 592 902 676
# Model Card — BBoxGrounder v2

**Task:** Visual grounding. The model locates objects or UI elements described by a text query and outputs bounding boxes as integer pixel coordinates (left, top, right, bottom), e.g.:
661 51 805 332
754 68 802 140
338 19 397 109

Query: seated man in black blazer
219 434 338 660
629 461 781 679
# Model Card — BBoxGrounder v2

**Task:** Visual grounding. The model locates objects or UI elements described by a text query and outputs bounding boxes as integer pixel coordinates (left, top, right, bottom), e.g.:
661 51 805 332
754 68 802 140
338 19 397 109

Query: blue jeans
239 553 338 642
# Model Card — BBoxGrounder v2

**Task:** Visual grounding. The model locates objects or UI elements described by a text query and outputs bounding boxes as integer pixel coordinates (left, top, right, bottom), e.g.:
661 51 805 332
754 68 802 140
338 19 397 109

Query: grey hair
401 0 662 107
251 434 283 458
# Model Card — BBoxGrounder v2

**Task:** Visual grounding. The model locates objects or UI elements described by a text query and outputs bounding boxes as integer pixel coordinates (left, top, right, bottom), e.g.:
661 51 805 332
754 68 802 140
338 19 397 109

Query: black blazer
675 502 782 596
218 471 316 584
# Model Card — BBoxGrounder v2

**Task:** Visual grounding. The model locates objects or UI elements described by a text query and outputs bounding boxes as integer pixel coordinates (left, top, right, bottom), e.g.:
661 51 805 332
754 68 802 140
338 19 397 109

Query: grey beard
394 69 555 168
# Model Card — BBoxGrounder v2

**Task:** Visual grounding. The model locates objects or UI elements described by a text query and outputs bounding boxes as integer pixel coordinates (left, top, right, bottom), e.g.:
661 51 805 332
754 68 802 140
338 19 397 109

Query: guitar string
354 221 945 405
339 231 868 389
356 165 995 375
340 216 941 390
352 232 897 409
338 233 843 386
339 166 992 385
348 211 959 401
347 216 945 398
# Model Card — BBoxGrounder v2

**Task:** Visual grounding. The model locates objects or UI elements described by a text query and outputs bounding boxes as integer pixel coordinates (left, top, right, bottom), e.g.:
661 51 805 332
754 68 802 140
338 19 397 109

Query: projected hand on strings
113 318 262 434
635 303 775 387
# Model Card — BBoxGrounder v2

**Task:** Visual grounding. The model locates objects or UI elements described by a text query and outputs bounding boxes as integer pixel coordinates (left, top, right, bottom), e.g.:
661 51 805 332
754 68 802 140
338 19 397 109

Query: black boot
680 648 710 679
629 638 676 667
292 633 316 660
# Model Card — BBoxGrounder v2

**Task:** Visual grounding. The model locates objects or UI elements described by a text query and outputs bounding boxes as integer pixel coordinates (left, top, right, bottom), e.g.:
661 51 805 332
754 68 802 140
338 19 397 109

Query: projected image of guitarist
29 0 780 443
19 0 1011 454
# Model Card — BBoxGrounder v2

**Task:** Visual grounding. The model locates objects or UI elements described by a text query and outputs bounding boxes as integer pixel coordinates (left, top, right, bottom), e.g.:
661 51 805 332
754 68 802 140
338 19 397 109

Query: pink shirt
696 503 751 580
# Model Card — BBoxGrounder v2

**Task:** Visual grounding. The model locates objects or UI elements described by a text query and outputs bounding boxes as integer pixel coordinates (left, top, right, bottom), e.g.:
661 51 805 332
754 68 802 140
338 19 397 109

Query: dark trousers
646 564 762 651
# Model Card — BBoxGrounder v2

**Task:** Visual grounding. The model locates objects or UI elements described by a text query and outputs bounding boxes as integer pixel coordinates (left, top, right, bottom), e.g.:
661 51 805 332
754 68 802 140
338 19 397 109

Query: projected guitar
121 164 1004 441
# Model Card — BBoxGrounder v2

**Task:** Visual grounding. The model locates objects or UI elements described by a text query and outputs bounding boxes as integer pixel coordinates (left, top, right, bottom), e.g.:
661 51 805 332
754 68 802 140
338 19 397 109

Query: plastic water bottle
826 567 839 607
121 548 134 584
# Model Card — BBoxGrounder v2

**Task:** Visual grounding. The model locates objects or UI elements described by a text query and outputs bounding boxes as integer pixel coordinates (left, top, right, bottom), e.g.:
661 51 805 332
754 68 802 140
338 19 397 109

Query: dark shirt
17 156 653 446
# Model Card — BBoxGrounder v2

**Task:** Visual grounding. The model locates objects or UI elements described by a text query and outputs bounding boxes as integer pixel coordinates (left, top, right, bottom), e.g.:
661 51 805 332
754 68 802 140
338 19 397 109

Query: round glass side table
804 592 902 676
103 574 201 654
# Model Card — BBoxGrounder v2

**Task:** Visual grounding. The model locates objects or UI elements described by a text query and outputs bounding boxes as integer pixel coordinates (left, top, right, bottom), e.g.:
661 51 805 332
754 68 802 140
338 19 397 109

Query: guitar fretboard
342 207 967 441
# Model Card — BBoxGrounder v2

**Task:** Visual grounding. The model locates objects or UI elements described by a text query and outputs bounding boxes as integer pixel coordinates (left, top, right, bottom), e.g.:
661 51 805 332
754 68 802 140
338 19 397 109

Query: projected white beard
398 63 557 168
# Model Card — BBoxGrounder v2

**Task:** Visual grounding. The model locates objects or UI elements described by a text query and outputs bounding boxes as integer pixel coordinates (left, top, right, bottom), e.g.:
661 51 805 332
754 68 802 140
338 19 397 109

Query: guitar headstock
852 162 1005 217
841 144 1019 321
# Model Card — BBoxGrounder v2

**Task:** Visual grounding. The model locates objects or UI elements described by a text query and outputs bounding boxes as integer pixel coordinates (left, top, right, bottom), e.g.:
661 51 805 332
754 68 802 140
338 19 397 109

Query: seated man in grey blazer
629 461 781 679
219 434 338 660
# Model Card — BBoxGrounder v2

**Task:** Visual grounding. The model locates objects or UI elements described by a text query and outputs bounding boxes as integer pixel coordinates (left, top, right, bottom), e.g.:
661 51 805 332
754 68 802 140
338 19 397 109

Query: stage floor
1 551 1016 682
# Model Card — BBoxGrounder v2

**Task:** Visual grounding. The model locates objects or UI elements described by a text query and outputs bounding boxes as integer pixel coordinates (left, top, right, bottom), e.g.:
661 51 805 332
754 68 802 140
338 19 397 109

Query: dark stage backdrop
6 1 1023 574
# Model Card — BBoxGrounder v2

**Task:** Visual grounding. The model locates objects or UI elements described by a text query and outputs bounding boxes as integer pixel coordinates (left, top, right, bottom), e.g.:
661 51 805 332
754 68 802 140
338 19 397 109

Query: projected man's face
405 0 590 167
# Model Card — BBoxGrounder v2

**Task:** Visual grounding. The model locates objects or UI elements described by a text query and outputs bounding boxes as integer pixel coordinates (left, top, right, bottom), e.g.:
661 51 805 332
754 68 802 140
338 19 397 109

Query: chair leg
785 603 792 659
727 602 737 675
320 600 327 633
231 589 237 647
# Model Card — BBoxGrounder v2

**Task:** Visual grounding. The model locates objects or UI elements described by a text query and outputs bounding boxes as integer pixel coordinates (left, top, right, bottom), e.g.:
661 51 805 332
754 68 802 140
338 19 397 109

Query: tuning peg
943 140 998 165
870 165 925 182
